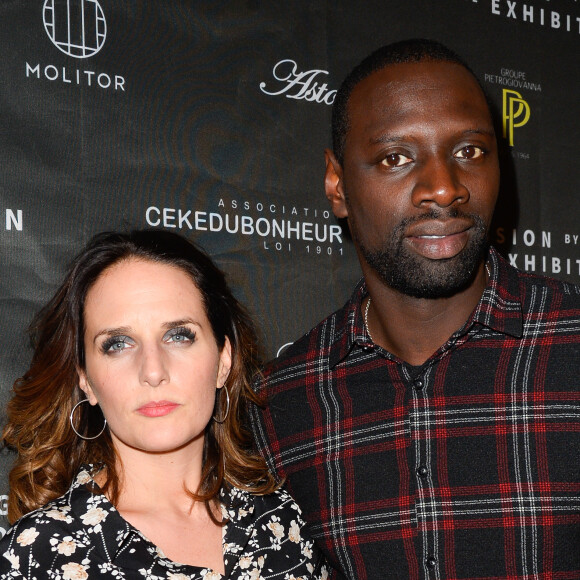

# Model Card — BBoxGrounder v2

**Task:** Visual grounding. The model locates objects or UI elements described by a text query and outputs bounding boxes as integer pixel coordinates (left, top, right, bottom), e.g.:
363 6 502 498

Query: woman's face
78 258 231 462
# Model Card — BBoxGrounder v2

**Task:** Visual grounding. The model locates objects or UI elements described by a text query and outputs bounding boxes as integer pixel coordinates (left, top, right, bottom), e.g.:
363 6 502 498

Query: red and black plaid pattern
251 248 580 579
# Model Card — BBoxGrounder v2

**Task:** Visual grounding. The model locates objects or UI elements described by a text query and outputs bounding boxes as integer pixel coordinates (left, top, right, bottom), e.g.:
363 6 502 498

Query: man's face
326 61 500 299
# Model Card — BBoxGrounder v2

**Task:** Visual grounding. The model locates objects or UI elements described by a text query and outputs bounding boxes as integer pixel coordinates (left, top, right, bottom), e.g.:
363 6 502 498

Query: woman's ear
78 370 99 405
217 337 232 389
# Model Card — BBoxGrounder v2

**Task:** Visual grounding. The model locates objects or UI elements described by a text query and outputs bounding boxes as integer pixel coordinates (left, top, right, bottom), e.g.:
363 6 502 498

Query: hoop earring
213 385 230 424
70 399 107 440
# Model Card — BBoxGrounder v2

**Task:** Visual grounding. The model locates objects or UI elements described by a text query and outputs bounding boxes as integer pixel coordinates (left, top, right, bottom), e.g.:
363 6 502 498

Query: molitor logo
502 89 530 146
43 0 107 59
25 0 125 91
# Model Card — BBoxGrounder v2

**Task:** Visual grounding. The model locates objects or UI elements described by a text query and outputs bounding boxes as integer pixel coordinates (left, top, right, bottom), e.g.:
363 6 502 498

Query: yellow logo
502 89 530 146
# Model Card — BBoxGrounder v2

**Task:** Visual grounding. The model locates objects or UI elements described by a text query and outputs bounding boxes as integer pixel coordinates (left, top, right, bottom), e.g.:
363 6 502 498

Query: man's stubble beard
349 207 490 300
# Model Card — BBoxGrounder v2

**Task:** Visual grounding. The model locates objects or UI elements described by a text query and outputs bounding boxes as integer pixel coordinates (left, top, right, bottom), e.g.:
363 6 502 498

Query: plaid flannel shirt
250 248 580 579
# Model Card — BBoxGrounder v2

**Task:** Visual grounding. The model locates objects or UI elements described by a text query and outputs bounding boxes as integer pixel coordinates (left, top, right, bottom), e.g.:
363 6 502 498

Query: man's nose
411 156 469 208
138 344 169 388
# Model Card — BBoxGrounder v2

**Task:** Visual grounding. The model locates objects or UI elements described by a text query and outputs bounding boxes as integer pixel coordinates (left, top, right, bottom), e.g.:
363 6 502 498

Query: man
250 39 580 579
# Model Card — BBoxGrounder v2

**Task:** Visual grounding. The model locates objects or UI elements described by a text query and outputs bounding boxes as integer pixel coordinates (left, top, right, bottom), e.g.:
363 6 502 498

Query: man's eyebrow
369 128 496 146
368 134 406 146
462 128 496 138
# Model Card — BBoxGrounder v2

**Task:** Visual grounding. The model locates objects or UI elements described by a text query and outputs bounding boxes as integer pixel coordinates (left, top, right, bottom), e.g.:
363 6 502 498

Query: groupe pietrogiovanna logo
43 0 107 59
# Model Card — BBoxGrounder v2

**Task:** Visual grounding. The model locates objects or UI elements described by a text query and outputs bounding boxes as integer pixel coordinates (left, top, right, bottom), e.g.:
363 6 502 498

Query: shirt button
426 557 437 569
414 379 424 391
416 466 428 478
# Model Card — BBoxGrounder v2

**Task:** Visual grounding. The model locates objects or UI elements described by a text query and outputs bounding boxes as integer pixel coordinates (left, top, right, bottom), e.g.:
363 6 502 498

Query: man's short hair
331 38 483 164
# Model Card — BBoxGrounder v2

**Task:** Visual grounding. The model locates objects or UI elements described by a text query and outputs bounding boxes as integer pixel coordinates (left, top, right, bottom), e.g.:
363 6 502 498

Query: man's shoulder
509 262 580 306
495 258 580 341
493 249 579 303
263 311 342 373
257 293 357 390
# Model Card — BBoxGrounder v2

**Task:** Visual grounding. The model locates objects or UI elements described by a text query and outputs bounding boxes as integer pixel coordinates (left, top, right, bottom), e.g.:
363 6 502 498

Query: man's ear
324 149 348 219
78 370 99 406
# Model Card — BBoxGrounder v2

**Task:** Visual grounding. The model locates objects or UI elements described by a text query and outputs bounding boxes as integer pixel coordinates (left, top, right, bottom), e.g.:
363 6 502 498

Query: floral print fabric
0 466 329 579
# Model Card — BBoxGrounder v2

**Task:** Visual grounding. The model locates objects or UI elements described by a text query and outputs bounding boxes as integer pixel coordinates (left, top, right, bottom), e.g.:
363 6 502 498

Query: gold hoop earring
70 399 107 440
213 385 230 424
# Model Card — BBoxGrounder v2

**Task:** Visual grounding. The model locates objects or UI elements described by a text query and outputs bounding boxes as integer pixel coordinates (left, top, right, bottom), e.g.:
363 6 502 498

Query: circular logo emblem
43 0 107 59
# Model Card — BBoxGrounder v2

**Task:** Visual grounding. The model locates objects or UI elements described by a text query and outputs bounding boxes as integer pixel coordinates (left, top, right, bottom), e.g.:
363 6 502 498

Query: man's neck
363 263 488 367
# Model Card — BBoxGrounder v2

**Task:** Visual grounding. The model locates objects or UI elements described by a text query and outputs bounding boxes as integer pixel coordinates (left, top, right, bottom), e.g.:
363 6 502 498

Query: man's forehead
351 60 480 101
347 60 489 126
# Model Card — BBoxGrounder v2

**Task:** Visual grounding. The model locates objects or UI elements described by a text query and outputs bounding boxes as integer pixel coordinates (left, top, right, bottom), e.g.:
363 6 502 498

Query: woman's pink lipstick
136 401 180 417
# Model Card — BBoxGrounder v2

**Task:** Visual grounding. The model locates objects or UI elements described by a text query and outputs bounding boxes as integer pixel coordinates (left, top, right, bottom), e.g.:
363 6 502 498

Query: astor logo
43 0 107 59
260 60 337 105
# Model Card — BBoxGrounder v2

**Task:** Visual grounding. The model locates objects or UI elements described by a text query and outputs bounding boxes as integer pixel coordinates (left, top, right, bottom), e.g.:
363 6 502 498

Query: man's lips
136 401 180 418
405 220 472 260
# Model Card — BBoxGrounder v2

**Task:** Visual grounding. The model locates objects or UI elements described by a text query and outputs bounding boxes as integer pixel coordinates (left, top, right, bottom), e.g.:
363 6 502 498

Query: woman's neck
97 444 225 573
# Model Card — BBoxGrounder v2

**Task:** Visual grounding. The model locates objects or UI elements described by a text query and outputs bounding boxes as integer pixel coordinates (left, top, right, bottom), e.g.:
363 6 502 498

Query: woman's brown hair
3 230 277 523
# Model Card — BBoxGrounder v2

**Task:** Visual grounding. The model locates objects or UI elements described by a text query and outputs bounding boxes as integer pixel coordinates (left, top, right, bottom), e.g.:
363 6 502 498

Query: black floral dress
0 466 329 579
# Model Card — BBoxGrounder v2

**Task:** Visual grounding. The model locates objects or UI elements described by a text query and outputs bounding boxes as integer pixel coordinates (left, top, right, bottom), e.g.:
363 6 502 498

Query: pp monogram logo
43 0 107 59
502 89 531 147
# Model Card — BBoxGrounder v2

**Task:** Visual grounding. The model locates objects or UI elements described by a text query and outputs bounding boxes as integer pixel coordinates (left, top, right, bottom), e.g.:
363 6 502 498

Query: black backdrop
1 0 578 534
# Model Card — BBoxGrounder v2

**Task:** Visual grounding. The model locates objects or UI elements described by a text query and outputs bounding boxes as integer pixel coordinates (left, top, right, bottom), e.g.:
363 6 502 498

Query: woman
0 230 329 579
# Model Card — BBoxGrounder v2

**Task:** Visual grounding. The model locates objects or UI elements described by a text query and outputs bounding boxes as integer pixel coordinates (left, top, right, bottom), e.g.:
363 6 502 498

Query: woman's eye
166 327 195 344
381 153 412 167
102 336 131 354
455 146 484 159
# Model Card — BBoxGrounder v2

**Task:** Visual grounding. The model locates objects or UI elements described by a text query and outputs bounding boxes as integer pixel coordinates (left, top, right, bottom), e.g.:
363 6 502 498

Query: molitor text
26 63 126 91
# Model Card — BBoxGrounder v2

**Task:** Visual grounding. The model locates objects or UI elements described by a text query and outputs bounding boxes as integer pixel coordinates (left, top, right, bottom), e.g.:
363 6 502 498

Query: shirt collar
469 247 524 337
327 278 371 368
328 247 523 368
68 466 149 570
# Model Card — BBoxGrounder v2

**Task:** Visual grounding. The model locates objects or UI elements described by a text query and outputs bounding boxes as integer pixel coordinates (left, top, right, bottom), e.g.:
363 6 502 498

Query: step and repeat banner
0 0 578 532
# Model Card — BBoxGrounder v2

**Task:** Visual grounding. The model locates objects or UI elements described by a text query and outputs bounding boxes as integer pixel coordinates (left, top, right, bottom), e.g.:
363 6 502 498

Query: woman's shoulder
2 491 77 540
0 466 110 575
253 487 305 516
223 486 330 579
2 465 101 538
0 493 79 577
225 485 306 522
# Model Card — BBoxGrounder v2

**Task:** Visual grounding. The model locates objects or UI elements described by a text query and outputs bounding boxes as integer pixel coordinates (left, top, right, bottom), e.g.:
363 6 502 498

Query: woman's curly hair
3 230 277 523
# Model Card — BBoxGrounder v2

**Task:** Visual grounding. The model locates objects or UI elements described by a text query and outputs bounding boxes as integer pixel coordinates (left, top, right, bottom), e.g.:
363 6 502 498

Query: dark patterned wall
1 0 578 534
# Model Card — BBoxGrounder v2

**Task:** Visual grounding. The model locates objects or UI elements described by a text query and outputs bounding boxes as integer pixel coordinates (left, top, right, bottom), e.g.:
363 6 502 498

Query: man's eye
455 146 485 159
381 153 412 167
